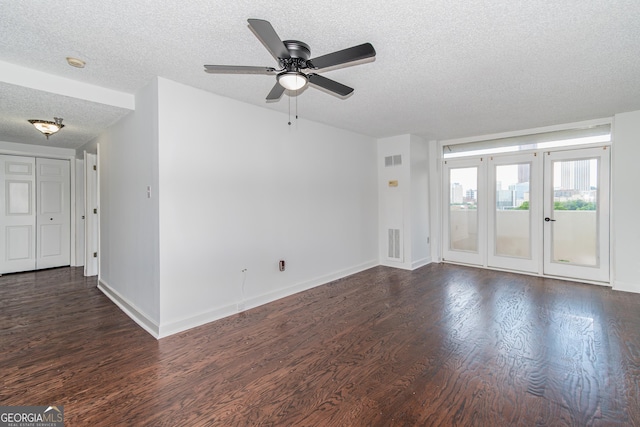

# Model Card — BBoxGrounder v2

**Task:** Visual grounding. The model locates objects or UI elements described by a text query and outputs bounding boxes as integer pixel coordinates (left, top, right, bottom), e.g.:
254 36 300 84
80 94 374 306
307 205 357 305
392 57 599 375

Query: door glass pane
495 163 531 258
551 158 598 266
449 167 478 252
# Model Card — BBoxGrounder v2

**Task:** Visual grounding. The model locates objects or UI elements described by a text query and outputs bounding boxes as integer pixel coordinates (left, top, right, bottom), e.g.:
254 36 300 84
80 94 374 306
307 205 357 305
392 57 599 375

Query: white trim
157 259 378 338
411 257 432 270
0 60 135 110
609 116 616 287
96 143 101 278
613 280 640 294
440 117 613 147
0 141 76 159
379 260 412 270
379 257 432 271
442 260 611 287
98 278 160 338
69 159 77 267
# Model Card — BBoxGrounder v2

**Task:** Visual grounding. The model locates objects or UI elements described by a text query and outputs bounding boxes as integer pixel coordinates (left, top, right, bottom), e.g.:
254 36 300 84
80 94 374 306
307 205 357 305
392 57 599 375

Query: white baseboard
613 279 640 294
98 278 160 338
378 257 432 271
379 260 412 270
158 303 238 338
411 257 432 270
157 259 379 338
246 259 379 310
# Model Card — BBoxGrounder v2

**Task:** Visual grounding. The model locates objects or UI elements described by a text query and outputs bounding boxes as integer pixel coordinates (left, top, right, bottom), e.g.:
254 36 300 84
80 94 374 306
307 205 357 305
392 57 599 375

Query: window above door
443 123 611 159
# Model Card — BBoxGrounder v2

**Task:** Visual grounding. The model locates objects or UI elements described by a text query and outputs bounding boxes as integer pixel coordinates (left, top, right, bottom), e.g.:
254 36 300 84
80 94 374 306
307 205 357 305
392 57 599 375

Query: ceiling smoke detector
66 57 86 68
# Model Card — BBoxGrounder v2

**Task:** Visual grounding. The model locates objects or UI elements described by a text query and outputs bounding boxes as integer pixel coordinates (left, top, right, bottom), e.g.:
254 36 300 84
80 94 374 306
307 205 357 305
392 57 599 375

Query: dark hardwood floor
1 264 640 426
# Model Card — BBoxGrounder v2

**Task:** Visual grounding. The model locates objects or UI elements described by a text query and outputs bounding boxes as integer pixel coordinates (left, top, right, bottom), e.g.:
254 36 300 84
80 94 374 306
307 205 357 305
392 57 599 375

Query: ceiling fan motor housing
283 40 310 60
280 40 312 72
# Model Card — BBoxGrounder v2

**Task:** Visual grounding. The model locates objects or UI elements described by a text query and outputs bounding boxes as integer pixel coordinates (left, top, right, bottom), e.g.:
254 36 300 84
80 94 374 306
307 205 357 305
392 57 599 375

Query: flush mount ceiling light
277 71 308 91
28 117 65 140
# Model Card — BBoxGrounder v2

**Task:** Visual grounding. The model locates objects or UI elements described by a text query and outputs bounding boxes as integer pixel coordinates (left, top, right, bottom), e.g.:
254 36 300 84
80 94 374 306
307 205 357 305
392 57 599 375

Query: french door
443 147 610 283
542 147 610 282
487 153 541 273
442 158 485 265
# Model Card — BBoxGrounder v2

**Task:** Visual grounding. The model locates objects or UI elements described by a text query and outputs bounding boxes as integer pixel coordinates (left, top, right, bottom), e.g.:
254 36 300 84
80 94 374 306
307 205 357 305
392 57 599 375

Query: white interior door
487 153 541 273
543 147 610 282
84 152 98 276
442 158 485 265
74 158 85 266
0 155 37 274
36 158 71 270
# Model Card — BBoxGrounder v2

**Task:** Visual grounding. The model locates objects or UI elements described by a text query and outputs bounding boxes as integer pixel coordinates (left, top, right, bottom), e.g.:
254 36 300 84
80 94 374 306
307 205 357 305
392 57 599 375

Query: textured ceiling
1 0 640 150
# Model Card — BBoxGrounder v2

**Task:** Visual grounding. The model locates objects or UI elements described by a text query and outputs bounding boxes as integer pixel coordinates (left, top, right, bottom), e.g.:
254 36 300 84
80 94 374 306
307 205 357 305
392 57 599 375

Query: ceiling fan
204 19 376 101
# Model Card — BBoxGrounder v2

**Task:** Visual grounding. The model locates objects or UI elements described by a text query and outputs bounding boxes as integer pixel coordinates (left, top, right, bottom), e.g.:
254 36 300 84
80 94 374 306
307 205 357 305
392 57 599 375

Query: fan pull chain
287 91 300 127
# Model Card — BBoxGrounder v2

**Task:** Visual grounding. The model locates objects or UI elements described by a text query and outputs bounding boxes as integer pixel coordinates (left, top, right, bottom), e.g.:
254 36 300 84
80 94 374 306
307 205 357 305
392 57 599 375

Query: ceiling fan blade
266 82 286 100
309 43 376 70
248 19 291 60
307 74 354 97
204 65 276 74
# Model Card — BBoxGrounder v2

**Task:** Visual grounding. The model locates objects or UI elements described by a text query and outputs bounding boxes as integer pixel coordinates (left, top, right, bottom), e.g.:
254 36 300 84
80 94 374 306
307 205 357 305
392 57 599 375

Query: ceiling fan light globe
277 72 308 91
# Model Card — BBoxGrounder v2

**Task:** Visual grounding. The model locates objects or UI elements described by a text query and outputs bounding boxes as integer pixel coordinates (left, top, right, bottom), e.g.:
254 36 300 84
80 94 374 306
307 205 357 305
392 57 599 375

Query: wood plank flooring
1 264 640 426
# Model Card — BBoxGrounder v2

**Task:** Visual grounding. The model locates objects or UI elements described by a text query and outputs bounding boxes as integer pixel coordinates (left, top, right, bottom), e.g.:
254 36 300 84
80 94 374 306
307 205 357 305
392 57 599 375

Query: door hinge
93 208 97 214
93 252 97 258
93 165 97 171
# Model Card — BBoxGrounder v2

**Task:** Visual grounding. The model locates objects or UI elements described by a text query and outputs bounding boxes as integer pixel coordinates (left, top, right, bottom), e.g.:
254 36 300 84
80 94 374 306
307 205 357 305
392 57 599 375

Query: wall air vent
384 155 402 167
388 228 402 260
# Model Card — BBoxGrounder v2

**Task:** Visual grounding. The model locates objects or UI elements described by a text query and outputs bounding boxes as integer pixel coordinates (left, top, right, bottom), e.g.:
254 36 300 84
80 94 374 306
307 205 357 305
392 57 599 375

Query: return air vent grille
388 228 401 260
384 155 402 167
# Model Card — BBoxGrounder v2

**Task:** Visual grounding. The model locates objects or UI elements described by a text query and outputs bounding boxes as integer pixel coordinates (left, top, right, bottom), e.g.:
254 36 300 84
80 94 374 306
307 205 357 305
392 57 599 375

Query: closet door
36 158 71 269
0 155 37 274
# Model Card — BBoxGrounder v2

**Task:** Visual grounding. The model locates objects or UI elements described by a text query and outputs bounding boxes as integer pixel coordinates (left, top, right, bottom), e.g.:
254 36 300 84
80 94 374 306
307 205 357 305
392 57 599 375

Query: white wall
96 79 161 334
612 110 640 293
427 140 442 263
410 135 430 267
378 135 411 268
156 78 378 336
377 134 430 270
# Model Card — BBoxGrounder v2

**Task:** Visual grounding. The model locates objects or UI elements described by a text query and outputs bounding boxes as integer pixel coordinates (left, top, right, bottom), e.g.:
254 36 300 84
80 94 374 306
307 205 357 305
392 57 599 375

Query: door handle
544 217 556 222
